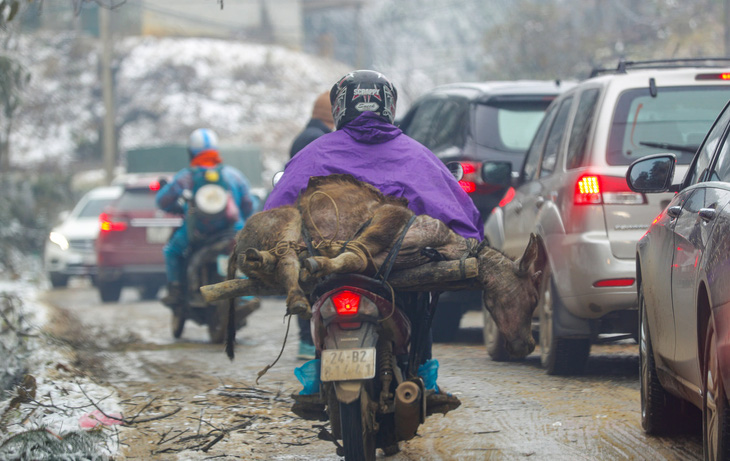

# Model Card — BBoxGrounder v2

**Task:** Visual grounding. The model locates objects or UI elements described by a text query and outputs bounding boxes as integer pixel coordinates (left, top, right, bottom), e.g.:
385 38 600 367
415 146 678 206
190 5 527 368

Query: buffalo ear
517 233 539 274
533 234 548 274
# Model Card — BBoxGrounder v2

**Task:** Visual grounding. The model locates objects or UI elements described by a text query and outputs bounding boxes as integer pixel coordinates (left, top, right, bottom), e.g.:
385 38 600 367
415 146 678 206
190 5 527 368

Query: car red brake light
332 290 360 316
574 174 645 205
99 212 128 232
593 278 635 287
459 180 476 193
458 161 481 194
149 180 161 191
696 73 730 81
498 187 515 208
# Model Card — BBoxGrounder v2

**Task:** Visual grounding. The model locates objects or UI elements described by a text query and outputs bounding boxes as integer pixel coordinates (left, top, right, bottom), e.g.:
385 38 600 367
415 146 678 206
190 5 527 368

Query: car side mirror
481 161 512 187
626 154 676 193
445 161 464 181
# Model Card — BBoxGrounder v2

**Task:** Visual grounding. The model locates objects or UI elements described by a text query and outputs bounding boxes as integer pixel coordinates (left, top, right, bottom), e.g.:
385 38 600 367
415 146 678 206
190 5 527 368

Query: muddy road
41 280 701 460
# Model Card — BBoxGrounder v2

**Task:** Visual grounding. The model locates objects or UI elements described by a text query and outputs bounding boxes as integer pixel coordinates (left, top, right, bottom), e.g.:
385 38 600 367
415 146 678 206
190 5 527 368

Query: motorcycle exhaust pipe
394 380 422 441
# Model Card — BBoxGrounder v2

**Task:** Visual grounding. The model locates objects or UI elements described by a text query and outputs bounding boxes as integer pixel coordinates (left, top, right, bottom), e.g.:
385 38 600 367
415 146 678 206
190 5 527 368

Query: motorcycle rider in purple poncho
265 70 482 399
265 71 482 241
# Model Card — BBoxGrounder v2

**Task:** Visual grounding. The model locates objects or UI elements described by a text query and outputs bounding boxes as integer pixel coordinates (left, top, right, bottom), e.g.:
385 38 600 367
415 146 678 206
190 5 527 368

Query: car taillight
149 180 161 191
332 290 360 316
458 161 481 194
696 72 730 81
574 174 645 205
498 187 516 208
99 212 128 232
593 278 635 287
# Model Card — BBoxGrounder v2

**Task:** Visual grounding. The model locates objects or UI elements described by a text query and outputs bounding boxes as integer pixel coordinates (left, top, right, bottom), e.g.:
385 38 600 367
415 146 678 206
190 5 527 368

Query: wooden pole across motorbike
200 257 479 303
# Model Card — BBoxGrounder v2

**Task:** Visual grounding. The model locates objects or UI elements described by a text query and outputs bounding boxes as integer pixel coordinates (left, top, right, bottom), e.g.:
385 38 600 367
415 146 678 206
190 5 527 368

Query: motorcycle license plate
146 227 172 244
320 348 376 382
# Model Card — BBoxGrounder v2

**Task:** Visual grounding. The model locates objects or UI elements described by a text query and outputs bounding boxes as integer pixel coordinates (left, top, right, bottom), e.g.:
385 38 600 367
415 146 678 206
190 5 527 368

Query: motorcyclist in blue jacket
156 128 258 306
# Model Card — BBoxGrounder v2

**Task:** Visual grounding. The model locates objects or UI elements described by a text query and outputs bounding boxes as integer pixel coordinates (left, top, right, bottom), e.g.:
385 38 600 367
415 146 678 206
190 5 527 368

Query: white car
44 185 122 288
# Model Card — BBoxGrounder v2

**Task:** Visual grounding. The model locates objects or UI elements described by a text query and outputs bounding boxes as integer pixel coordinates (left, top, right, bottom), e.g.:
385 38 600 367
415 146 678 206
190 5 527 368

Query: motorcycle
161 178 260 343
292 162 466 460
294 271 457 460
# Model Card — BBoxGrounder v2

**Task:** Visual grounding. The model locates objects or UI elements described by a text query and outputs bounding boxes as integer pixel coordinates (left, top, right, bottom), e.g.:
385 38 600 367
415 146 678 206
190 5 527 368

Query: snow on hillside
11 33 350 179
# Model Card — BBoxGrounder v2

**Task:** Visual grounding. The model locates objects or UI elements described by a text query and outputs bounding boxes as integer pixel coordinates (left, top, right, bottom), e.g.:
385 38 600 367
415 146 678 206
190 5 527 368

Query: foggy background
0 0 728 275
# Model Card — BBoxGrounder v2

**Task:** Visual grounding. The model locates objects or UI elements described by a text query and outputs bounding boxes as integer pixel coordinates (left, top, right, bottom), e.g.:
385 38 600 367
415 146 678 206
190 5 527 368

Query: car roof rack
589 57 730 78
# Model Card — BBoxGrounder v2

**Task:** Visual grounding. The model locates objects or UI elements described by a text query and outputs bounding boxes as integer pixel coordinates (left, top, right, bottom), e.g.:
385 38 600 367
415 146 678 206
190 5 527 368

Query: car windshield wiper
639 141 698 154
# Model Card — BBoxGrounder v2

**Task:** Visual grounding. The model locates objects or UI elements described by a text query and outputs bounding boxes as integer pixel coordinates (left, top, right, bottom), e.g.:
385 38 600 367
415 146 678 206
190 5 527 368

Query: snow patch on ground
0 269 123 459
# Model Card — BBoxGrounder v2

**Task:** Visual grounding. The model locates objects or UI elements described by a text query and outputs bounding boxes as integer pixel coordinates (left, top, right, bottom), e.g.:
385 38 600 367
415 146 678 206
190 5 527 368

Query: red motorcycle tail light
99 212 128 232
332 290 360 316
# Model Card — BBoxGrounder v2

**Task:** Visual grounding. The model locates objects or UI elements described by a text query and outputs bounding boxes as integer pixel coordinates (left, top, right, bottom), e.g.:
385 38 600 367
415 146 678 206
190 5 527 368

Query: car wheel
639 284 681 435
49 272 69 289
539 277 590 375
703 317 730 458
482 307 510 361
98 280 122 303
139 282 160 301
171 306 186 339
431 301 462 343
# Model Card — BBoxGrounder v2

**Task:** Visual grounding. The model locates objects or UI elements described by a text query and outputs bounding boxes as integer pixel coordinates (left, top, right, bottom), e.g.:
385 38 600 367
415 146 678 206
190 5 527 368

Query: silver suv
483 58 730 374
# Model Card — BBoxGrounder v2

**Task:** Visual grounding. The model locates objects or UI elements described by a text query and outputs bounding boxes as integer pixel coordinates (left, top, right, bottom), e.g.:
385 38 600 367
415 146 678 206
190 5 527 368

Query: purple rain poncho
264 112 483 240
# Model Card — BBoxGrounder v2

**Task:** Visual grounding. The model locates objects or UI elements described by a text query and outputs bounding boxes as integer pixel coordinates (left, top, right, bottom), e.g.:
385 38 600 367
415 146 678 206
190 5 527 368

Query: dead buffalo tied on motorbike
201 173 547 360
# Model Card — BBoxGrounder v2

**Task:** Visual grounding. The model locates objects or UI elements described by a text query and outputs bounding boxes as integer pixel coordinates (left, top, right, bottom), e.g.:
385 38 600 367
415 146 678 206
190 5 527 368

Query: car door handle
667 205 682 218
699 208 716 222
536 196 545 209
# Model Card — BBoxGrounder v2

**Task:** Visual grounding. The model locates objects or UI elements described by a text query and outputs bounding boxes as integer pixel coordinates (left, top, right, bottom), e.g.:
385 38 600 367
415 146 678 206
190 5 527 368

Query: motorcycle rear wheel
340 398 376 461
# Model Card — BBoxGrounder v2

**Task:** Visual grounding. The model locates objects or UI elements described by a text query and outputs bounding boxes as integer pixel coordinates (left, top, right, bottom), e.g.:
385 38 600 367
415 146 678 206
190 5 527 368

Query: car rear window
607 86 730 165
77 198 117 218
114 189 158 211
475 99 554 153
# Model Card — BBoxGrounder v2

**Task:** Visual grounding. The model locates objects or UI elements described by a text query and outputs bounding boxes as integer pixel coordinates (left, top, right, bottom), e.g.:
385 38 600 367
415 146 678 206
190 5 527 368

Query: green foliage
0 428 110 461
482 0 725 80
0 169 75 277
0 1 22 27
0 293 30 394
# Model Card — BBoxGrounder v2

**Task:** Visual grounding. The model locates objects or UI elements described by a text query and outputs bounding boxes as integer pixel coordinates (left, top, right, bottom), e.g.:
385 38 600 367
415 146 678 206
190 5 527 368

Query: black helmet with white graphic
329 70 398 130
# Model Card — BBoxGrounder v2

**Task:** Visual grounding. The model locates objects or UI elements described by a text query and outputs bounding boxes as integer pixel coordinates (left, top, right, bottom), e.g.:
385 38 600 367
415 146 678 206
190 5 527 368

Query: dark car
95 174 182 303
628 96 730 457
397 80 573 341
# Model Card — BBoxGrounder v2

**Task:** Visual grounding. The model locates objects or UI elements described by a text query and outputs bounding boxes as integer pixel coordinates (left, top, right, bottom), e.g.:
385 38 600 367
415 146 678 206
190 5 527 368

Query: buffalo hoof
244 248 263 262
304 257 320 274
287 299 312 320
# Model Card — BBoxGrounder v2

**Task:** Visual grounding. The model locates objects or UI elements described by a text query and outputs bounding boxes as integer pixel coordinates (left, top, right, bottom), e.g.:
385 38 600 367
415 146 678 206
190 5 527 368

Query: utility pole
99 6 115 184
353 1 363 69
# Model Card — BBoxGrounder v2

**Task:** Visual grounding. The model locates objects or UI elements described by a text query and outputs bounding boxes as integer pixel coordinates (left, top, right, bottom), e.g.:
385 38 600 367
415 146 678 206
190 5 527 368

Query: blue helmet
330 70 398 130
188 128 219 158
